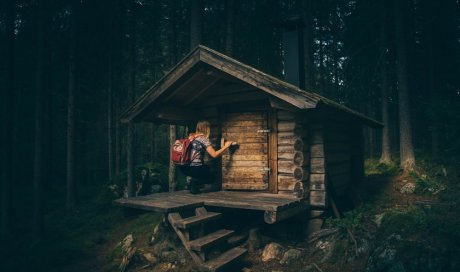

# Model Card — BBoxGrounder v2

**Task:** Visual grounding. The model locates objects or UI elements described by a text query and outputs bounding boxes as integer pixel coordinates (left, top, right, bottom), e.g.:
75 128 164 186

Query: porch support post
268 109 278 193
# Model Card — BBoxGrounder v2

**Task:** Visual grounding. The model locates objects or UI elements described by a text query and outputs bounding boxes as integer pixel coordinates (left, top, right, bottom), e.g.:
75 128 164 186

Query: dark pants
178 165 214 186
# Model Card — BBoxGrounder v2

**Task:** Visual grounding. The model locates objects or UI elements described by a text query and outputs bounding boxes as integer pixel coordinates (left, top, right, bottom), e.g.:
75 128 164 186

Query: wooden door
221 112 269 190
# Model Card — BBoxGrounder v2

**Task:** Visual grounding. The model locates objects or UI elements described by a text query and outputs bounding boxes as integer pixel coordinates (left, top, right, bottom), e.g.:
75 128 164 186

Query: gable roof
121 45 382 128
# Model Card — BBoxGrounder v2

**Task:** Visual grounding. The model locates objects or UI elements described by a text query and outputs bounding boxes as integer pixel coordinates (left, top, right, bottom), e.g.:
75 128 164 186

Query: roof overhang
120 45 382 128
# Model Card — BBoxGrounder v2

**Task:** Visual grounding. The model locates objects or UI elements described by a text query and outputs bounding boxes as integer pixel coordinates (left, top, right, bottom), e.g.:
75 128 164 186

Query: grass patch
365 159 400 177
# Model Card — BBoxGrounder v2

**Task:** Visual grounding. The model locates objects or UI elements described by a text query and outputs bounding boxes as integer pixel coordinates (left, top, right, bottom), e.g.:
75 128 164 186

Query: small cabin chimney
281 16 305 90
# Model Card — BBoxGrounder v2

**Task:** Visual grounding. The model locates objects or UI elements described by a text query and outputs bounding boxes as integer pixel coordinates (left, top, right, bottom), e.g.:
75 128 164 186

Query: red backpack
171 138 198 165
171 138 192 165
171 134 205 165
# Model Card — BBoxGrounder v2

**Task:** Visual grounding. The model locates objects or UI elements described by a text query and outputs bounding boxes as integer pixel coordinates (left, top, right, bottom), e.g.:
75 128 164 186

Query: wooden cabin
115 45 381 271
119 44 381 208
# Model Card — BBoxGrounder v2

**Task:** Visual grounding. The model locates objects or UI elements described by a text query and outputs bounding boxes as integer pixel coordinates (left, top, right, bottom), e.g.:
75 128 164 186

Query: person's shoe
189 180 200 194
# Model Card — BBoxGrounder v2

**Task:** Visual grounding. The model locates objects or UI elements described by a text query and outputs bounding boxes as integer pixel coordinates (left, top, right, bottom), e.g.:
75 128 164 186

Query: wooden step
202 247 247 272
173 212 222 229
189 229 234 252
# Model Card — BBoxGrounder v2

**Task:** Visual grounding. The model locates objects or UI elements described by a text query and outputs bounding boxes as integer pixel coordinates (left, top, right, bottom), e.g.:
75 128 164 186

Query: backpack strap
189 135 207 163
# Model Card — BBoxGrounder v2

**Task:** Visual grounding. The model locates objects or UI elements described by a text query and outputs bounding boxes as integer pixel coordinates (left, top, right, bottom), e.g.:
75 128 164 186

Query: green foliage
365 159 400 177
409 171 446 195
371 205 460 272
329 240 348 264
406 153 452 195
378 206 428 239
326 205 373 233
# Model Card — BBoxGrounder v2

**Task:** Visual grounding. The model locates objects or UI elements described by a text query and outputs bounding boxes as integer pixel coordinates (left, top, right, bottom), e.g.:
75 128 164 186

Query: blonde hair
195 120 211 138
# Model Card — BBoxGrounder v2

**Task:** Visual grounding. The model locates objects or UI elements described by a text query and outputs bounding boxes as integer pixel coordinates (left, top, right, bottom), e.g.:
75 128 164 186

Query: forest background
0 0 459 271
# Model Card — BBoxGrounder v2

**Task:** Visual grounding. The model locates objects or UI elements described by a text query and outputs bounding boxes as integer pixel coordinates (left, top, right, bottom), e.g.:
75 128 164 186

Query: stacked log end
276 110 310 198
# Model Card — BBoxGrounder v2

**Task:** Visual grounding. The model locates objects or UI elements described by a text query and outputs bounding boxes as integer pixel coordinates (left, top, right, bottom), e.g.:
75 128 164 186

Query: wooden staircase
168 207 247 272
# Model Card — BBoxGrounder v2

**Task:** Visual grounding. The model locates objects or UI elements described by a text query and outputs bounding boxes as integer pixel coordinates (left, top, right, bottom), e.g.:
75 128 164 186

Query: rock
153 240 176 257
241 268 252 272
308 228 339 244
366 247 404 272
161 250 179 263
142 252 158 264
357 238 370 256
261 242 284 262
374 213 385 228
280 248 302 264
314 239 336 263
302 264 316 272
365 234 405 272
121 234 134 253
155 262 176 272
400 183 415 194
315 240 330 250
119 246 137 272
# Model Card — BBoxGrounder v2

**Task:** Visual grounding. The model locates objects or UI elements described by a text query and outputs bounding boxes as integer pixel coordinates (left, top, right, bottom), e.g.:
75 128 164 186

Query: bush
410 171 446 195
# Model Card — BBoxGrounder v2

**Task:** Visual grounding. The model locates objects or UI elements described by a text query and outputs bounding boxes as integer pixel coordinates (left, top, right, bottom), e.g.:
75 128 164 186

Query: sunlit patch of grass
365 159 400 177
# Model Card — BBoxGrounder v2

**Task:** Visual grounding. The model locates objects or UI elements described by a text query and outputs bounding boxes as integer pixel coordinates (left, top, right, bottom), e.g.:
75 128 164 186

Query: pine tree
393 0 416 171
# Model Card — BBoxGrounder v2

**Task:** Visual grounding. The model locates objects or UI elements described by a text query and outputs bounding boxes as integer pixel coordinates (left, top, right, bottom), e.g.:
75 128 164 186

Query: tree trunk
225 0 234 55
168 125 176 191
113 0 122 176
190 0 202 48
1 0 16 238
393 0 415 171
170 0 178 65
318 15 327 96
33 0 51 234
107 5 114 182
151 124 157 163
115 98 121 174
126 0 137 197
66 0 77 209
426 9 439 158
367 102 375 159
379 0 392 164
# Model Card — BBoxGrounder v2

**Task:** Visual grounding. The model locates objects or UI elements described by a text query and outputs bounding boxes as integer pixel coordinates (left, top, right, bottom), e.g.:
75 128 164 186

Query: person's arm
206 141 233 158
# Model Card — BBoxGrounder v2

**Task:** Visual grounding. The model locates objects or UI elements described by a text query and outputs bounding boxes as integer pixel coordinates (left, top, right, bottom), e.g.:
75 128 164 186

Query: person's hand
224 141 233 148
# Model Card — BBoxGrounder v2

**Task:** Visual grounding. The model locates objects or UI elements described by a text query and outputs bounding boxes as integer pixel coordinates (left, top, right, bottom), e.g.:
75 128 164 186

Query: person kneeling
178 120 234 194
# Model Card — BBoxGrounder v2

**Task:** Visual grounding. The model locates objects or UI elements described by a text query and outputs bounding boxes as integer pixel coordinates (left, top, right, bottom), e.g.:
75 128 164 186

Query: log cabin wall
350 123 364 189
309 123 327 208
323 121 354 198
276 110 310 198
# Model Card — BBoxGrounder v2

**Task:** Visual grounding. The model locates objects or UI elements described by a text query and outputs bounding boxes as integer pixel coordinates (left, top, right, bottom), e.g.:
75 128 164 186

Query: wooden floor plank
114 190 304 213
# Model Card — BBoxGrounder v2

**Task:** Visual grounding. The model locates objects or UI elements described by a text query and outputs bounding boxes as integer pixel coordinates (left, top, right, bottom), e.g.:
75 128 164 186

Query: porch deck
114 190 309 224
